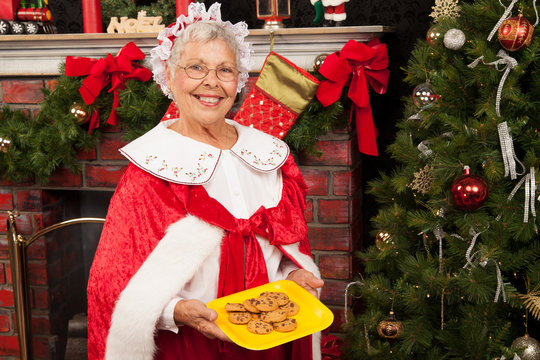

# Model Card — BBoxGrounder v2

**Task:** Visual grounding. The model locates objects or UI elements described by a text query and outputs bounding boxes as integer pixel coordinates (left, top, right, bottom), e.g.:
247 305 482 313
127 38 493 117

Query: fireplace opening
26 190 112 359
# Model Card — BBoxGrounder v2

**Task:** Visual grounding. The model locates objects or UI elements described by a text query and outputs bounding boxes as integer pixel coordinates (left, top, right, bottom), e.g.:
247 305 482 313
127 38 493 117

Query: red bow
186 185 307 297
65 42 152 134
321 328 344 359
226 212 275 293
316 39 389 156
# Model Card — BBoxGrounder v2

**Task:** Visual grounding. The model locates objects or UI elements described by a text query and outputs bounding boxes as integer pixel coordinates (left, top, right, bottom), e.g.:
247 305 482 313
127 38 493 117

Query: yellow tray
207 280 334 350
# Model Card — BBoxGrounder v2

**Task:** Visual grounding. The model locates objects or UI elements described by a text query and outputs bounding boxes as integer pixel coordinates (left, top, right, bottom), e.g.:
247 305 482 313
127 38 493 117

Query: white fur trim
312 331 322 360
332 12 347 21
105 216 224 360
281 243 320 279
281 243 322 360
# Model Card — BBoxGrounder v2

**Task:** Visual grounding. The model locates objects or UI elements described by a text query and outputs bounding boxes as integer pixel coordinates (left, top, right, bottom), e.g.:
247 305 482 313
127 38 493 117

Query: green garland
0 60 347 184
101 0 178 28
100 0 205 28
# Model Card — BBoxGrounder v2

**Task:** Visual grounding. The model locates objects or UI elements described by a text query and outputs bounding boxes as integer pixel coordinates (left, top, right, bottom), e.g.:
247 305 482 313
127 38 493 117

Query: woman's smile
193 94 222 105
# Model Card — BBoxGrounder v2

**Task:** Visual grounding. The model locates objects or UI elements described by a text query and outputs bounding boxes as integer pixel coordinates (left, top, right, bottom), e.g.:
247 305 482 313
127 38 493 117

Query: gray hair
167 21 240 78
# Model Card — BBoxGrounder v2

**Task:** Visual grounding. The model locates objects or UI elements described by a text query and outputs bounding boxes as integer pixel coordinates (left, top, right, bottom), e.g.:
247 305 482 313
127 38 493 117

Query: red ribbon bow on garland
316 39 389 156
65 41 152 134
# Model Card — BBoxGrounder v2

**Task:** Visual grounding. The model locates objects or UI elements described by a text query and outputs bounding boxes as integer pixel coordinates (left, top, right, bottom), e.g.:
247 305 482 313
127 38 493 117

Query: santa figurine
311 0 349 26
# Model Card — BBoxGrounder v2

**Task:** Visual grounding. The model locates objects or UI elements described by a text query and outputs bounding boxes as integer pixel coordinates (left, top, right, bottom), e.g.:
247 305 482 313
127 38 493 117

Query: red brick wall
0 77 362 358
0 189 67 359
0 78 129 359
299 134 362 333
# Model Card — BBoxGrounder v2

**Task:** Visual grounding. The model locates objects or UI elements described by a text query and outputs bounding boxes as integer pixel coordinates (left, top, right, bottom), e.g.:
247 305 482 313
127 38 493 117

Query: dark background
49 0 434 247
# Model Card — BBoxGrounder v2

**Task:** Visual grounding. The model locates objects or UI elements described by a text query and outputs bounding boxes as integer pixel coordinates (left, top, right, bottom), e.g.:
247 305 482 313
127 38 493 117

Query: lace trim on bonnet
150 2 253 99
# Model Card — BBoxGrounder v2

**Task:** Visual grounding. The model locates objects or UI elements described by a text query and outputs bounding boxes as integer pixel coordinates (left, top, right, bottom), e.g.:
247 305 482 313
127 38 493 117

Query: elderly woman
87 3 324 360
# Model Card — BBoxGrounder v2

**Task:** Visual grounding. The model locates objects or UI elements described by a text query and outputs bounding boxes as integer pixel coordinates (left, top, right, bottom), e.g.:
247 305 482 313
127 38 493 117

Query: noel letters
107 11 165 34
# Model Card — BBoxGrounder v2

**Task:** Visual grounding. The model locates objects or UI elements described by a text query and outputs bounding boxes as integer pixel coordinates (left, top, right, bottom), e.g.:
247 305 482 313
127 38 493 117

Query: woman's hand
286 269 324 298
173 299 230 341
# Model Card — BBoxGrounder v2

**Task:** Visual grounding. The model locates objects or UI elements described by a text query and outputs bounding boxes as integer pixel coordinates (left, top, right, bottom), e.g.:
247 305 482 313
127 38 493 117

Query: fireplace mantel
0 26 392 77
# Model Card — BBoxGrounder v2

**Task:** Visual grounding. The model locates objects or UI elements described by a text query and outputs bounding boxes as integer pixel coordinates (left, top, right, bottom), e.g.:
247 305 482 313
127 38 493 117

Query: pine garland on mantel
0 61 347 184
100 0 180 28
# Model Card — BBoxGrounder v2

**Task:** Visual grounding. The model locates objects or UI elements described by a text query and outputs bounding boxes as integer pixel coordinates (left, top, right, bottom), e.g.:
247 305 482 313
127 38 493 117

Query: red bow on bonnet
316 39 389 156
65 42 152 134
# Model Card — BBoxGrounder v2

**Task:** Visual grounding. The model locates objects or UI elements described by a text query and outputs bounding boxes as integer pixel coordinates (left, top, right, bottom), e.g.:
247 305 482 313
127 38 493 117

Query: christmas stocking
161 101 180 121
234 52 320 139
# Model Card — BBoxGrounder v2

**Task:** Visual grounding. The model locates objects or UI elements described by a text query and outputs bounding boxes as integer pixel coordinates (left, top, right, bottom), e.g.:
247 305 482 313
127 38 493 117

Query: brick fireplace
0 27 390 359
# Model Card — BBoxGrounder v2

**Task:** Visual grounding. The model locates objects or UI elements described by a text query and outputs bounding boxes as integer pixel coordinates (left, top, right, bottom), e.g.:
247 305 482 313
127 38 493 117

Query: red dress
87 147 320 360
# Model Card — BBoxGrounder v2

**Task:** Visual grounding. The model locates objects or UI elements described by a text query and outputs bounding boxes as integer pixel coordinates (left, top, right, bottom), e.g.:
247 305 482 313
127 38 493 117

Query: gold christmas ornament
0 137 11 153
313 53 328 71
375 231 395 251
377 311 404 339
409 165 435 194
426 25 443 45
69 102 88 123
512 334 540 360
518 283 540 321
430 0 461 22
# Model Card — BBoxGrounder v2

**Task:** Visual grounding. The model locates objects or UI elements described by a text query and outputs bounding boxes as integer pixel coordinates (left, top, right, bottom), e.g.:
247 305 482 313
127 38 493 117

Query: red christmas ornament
498 14 534 52
451 166 489 211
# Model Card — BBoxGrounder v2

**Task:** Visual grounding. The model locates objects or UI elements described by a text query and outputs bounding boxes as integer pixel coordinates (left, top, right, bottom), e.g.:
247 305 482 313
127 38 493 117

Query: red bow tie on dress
316 38 389 156
187 185 307 297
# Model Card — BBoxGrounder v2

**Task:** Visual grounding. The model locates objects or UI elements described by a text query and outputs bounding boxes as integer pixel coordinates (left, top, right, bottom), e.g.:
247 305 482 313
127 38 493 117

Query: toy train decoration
0 0 56 35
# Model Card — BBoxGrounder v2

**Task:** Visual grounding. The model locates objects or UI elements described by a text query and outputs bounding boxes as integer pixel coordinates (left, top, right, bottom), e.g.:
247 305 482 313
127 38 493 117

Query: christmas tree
345 0 540 359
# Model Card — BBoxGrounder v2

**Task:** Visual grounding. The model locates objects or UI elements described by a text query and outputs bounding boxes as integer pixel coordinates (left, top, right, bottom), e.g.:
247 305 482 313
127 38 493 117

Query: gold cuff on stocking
256 53 319 115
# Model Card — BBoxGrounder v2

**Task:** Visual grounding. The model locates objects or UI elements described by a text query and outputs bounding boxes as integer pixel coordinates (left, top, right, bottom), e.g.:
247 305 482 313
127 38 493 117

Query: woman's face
166 39 238 129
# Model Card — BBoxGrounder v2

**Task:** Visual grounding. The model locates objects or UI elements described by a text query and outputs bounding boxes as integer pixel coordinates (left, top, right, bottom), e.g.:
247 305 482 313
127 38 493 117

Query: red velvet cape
87 154 316 360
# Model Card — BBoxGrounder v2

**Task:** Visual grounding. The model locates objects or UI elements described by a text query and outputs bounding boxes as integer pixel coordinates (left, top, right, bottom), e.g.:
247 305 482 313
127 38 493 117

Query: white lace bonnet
150 2 253 99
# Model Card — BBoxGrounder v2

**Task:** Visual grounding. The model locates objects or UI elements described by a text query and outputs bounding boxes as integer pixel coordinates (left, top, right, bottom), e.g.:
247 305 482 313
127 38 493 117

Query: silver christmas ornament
412 82 439 109
313 53 328 71
512 335 540 360
444 28 466 50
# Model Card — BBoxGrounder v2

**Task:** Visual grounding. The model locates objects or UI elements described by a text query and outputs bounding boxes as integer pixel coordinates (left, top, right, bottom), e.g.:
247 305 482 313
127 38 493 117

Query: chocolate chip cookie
273 318 297 332
228 311 251 324
260 308 288 323
280 301 300 316
254 296 279 312
247 319 273 334
261 291 290 306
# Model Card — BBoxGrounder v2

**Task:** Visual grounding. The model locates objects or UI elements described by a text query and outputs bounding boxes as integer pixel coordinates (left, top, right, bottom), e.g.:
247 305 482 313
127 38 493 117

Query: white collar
119 119 290 185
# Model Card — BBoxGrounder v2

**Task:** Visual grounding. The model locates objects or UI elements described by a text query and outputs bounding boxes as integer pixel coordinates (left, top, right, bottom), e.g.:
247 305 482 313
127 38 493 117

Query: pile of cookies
225 291 300 335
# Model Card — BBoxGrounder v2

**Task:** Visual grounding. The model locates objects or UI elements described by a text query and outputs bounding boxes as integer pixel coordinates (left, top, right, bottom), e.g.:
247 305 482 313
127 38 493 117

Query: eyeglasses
178 64 239 82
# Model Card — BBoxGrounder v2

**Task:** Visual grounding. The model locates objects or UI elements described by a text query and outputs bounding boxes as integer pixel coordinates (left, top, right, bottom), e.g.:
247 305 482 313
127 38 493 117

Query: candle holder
256 0 290 29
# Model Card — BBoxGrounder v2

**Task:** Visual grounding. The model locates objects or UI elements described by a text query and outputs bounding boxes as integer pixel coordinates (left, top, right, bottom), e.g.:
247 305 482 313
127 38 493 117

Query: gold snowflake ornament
430 0 461 22
409 165 435 194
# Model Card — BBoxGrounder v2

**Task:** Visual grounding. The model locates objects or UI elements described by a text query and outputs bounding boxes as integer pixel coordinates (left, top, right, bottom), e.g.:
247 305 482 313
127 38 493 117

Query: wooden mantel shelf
0 26 392 77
